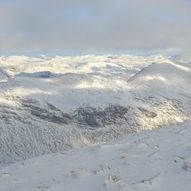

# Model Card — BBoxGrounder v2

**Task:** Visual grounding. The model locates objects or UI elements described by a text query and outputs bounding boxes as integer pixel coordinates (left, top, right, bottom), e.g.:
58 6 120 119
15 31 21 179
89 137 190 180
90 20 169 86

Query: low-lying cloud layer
0 0 191 51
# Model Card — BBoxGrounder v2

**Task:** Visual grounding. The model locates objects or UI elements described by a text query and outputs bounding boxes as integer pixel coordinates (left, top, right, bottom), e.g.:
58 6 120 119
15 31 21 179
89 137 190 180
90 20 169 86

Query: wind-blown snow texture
1 121 191 191
0 54 191 167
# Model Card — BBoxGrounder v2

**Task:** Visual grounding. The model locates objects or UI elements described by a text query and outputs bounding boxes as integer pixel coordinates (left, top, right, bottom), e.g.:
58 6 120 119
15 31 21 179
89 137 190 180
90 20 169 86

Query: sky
0 0 191 52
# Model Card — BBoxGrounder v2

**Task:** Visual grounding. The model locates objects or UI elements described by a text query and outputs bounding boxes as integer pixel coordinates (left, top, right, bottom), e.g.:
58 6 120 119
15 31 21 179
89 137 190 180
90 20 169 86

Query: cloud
0 0 191 51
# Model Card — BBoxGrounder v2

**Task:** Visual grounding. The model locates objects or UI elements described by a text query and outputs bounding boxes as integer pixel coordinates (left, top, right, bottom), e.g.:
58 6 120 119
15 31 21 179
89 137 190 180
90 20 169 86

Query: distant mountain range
0 54 190 165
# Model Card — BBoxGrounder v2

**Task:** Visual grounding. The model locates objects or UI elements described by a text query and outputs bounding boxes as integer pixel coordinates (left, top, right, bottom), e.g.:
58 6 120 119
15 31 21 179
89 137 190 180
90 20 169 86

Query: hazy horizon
0 0 191 51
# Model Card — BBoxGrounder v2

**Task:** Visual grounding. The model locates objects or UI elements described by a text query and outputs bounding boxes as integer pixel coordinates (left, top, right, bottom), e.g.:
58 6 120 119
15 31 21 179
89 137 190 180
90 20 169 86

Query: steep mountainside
0 54 191 165
1 120 191 191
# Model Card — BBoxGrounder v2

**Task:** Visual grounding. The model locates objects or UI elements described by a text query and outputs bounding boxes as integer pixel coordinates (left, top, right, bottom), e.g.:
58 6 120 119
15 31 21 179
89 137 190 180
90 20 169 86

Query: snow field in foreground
0 120 191 191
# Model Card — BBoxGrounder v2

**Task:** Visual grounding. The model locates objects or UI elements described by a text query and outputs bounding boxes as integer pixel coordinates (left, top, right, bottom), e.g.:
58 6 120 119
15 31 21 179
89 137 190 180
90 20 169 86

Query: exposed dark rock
74 105 130 128
138 107 157 118
21 99 72 124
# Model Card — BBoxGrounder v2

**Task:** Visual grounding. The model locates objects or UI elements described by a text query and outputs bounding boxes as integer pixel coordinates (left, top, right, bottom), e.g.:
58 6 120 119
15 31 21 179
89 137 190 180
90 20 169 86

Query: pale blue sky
0 0 191 51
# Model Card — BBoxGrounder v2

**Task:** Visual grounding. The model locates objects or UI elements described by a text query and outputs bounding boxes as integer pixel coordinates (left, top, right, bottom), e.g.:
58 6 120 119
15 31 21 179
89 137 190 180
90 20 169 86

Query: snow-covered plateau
0 54 191 190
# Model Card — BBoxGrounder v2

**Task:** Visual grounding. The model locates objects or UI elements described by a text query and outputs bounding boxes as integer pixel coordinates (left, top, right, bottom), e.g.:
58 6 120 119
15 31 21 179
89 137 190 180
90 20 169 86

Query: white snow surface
0 120 191 191
0 54 191 190
0 54 191 163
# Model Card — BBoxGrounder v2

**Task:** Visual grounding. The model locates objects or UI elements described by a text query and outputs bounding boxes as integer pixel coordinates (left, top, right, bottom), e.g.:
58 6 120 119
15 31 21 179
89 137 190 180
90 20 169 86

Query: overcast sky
0 0 191 51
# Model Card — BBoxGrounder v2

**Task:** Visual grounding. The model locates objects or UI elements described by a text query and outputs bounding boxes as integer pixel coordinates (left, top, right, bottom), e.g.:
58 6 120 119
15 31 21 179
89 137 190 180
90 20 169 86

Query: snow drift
1 120 191 191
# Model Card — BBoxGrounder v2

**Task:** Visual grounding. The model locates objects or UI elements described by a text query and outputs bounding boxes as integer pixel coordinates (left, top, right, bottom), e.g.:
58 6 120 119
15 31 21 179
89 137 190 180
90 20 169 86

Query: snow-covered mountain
1 120 191 191
0 54 191 166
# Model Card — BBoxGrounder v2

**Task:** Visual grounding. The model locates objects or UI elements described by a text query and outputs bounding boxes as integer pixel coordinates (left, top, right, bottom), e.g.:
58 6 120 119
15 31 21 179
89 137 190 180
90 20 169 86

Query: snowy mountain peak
0 54 190 166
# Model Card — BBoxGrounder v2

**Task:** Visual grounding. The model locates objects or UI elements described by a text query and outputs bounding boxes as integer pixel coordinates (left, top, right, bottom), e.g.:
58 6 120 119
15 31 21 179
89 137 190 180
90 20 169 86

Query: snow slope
0 54 191 166
0 120 191 191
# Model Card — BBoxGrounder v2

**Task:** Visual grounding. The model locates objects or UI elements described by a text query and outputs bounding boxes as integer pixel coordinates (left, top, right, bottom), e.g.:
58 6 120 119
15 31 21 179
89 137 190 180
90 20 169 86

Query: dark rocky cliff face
18 98 158 130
